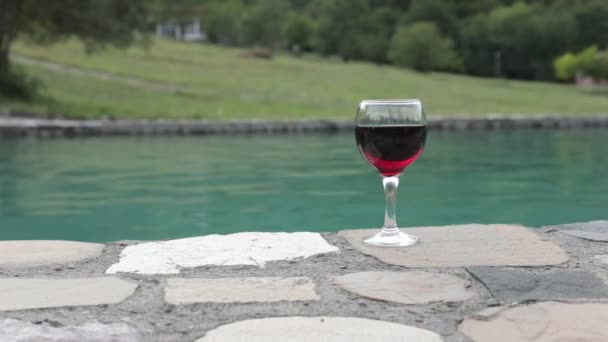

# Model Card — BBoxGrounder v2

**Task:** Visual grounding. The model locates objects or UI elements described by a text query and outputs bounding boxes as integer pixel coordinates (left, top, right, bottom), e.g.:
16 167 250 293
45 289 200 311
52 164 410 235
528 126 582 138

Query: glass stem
382 176 400 234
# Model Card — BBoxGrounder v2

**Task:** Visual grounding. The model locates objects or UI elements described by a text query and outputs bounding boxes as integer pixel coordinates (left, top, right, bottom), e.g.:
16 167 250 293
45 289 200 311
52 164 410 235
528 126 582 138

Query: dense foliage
0 0 149 98
196 0 608 81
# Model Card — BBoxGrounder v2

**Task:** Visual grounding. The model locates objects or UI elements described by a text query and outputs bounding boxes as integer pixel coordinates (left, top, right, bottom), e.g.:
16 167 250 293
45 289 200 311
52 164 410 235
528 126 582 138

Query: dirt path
11 55 195 95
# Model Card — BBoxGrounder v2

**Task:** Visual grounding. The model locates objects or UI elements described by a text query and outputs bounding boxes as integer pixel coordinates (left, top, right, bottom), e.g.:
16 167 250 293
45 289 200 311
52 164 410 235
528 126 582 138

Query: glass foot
364 230 419 247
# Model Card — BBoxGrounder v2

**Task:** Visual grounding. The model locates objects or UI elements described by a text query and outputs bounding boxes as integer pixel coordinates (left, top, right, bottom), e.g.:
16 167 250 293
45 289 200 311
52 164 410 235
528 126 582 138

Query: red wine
355 125 427 176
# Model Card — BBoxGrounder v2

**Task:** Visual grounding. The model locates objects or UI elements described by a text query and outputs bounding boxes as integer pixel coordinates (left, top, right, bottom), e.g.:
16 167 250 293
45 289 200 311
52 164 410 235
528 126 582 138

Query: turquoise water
0 130 606 243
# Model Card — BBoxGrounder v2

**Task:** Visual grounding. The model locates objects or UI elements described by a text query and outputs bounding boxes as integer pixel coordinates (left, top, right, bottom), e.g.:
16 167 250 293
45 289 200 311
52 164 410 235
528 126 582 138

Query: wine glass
355 99 427 246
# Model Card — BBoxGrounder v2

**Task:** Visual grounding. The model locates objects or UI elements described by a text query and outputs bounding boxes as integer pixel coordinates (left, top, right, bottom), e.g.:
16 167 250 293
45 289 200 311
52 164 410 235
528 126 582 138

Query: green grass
3 38 608 119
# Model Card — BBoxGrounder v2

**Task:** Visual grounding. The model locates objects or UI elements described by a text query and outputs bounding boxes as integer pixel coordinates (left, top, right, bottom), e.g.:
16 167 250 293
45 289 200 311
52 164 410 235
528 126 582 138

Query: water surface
0 130 606 242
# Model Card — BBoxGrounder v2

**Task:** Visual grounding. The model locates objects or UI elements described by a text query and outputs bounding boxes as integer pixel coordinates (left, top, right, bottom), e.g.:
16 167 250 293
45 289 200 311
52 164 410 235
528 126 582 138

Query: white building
155 19 206 41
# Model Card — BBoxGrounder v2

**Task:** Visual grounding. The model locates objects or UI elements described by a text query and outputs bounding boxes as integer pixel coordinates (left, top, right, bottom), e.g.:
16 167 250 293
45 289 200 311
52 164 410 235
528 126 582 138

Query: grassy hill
2 38 608 119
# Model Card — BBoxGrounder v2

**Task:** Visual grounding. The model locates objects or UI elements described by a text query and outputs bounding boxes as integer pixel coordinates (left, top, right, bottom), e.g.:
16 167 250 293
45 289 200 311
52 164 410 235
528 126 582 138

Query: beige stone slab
0 240 104 267
340 224 568 268
0 277 138 311
334 271 475 304
165 277 319 304
197 316 442 342
460 302 608 342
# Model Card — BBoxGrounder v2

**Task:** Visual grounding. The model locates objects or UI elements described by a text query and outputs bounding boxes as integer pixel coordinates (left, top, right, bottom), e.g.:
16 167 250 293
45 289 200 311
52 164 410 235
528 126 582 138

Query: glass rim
360 99 421 105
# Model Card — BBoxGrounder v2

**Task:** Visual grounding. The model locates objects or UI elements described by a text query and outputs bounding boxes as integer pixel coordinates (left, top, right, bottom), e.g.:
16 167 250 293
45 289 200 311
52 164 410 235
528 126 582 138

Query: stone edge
2 115 608 137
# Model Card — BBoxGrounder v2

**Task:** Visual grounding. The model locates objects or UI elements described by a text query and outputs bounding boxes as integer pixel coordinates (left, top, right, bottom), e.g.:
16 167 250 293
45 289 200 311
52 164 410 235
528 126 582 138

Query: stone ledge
2 115 608 137
0 221 606 341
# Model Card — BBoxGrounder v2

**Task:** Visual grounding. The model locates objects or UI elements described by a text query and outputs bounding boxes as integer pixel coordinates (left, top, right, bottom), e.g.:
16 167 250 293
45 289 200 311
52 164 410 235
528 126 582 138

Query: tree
240 0 289 49
388 21 463 72
315 0 399 63
402 0 458 39
445 0 500 18
288 0 313 11
563 0 608 51
204 0 245 46
0 0 149 99
316 0 369 61
529 7 579 80
357 7 400 63
283 13 317 53
460 2 578 80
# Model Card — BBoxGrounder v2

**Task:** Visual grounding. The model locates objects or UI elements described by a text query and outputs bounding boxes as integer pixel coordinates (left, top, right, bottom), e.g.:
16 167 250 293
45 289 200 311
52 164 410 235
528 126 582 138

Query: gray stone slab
545 220 608 241
460 302 608 342
340 224 568 268
564 231 608 241
0 240 104 267
0 318 141 342
468 267 608 303
165 277 319 304
196 316 442 342
0 277 138 311
595 254 608 264
334 271 475 304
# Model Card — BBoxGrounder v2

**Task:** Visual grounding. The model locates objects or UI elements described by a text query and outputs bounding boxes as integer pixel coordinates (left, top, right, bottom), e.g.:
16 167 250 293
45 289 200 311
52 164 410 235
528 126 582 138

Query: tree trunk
0 0 23 97
0 44 9 77
0 22 28 99
0 0 16 78
0 27 14 96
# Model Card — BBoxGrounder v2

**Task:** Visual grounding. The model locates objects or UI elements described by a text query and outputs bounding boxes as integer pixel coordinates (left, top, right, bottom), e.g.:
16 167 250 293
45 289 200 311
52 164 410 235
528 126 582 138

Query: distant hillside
2 39 607 119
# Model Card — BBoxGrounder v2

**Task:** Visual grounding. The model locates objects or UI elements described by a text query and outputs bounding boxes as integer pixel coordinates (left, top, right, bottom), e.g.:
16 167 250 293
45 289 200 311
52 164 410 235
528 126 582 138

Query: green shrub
0 67 41 100
554 46 608 81
388 21 463 72
554 52 579 81
283 13 317 52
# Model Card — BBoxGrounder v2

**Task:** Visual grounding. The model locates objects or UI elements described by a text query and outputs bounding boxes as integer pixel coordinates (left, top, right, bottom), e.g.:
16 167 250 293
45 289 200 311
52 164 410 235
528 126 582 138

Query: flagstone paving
545 220 608 242
0 318 141 342
0 240 104 267
165 277 319 304
594 254 608 264
0 277 138 311
196 316 443 342
106 232 340 274
334 271 475 304
459 302 608 342
467 267 608 303
339 224 569 268
0 222 606 341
